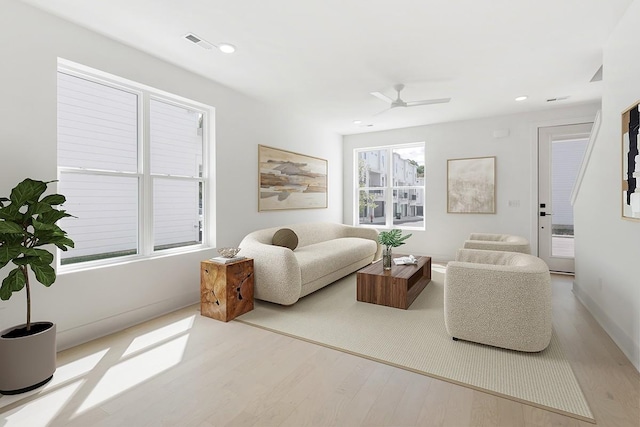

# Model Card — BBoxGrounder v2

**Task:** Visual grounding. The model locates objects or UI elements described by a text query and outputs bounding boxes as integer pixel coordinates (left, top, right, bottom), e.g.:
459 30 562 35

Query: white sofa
238 222 381 305
463 233 531 254
444 248 552 352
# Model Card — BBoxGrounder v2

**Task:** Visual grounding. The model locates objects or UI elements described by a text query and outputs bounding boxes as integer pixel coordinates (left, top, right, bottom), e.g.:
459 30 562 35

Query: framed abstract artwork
447 156 496 214
622 102 640 220
258 145 328 211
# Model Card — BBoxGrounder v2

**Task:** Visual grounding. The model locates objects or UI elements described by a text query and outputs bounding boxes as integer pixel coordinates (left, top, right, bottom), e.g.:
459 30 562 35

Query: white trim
354 142 426 230
56 60 213 272
571 110 601 206
529 114 597 256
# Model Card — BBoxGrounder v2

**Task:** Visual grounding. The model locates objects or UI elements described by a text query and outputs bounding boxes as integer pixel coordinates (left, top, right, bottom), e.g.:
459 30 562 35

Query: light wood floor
0 274 638 427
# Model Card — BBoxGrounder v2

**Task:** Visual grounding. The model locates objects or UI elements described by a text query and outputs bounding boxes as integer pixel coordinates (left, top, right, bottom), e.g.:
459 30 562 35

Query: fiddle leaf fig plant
378 229 412 251
0 179 75 332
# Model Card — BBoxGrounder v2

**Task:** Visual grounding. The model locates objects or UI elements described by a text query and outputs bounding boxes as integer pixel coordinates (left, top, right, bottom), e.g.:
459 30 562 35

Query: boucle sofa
444 248 552 352
238 222 380 305
463 233 531 254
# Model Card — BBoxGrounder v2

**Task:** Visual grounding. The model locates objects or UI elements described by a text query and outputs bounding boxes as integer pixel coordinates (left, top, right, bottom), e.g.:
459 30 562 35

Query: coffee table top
358 255 431 278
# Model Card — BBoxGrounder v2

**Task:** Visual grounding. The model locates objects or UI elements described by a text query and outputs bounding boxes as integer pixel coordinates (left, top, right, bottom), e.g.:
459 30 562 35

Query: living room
1 0 639 426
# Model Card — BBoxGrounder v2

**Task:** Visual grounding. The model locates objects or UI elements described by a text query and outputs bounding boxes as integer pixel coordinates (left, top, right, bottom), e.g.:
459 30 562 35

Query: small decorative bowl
218 247 241 258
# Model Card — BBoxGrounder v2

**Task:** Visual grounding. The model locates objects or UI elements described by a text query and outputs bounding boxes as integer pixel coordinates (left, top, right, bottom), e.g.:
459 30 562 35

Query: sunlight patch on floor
74 334 189 416
50 349 110 388
3 381 83 427
123 315 195 357
432 263 447 274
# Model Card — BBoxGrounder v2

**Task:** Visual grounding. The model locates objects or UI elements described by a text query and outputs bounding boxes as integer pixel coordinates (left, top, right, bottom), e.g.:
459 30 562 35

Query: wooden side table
200 258 254 322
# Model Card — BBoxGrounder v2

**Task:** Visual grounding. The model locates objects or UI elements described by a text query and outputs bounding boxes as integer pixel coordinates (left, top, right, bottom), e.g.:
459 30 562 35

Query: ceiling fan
370 84 450 114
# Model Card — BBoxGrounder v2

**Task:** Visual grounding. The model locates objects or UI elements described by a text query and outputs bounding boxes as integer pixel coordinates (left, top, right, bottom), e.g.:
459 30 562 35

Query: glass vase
382 247 392 270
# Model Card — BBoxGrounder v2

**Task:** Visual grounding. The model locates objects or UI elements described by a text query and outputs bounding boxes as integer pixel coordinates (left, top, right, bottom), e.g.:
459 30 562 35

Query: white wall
0 1 342 349
573 0 640 371
343 104 599 261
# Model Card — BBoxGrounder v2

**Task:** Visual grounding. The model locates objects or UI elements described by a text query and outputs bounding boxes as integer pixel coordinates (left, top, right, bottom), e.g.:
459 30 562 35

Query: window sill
57 245 213 275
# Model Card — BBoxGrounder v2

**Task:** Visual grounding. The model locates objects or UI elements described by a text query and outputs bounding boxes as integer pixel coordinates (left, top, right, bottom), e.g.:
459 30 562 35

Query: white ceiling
21 0 633 135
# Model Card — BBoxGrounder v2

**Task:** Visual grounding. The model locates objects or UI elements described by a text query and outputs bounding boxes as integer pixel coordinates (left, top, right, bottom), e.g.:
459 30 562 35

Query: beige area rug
237 264 594 422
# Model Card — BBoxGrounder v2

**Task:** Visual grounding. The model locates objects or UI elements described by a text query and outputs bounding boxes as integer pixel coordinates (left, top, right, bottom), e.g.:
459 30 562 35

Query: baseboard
56 294 199 352
572 280 640 373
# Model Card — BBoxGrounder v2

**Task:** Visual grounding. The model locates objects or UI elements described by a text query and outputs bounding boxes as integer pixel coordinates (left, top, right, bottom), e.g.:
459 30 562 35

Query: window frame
354 142 426 231
57 61 213 272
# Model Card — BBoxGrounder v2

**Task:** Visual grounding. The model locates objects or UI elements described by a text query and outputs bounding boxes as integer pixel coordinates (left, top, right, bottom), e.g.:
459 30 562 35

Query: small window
355 143 425 230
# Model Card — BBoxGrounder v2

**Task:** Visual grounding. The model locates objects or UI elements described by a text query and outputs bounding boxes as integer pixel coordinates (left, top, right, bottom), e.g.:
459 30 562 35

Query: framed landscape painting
447 156 496 214
258 145 328 211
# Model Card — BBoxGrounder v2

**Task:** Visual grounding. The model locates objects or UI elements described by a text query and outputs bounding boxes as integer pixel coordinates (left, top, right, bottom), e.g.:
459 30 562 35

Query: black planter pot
0 322 56 395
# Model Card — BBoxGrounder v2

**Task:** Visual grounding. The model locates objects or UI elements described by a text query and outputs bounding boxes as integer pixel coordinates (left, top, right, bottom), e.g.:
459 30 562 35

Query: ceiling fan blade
370 91 394 103
406 98 451 107
373 107 391 116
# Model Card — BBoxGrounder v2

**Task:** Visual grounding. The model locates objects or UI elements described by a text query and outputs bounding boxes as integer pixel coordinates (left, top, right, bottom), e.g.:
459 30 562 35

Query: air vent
184 33 213 50
546 96 570 102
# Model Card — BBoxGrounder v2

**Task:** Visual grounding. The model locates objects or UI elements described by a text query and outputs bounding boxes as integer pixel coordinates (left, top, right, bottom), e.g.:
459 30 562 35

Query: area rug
236 264 594 422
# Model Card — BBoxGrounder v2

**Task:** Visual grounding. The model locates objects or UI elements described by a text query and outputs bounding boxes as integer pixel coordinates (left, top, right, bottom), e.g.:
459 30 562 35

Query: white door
538 123 592 273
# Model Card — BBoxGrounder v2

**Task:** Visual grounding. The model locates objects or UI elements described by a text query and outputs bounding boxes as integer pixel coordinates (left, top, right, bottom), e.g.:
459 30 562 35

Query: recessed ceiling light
218 43 236 54
353 120 362 125
515 96 528 102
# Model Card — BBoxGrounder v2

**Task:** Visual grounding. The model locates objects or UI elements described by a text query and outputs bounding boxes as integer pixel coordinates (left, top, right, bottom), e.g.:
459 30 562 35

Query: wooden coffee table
356 255 431 309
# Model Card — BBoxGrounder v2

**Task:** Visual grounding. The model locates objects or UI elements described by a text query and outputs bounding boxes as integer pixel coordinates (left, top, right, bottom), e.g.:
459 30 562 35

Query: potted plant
0 178 74 395
378 229 412 270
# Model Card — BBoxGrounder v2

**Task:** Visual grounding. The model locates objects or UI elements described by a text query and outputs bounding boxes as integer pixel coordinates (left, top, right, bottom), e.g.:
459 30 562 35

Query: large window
57 66 209 267
356 143 425 230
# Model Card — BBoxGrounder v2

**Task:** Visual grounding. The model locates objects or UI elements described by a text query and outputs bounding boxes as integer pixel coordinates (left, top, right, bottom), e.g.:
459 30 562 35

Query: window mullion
386 148 393 228
141 92 152 256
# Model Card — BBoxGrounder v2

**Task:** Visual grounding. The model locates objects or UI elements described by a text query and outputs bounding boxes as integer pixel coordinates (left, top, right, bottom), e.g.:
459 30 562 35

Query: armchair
444 248 552 352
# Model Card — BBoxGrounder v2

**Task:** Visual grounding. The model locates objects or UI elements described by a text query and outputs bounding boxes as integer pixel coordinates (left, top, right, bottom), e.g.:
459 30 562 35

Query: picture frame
621 101 640 221
258 145 328 211
447 156 496 214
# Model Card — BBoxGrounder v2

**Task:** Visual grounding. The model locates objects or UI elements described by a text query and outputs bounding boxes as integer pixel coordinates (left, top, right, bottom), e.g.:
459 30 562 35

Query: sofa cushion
272 228 298 251
295 237 377 285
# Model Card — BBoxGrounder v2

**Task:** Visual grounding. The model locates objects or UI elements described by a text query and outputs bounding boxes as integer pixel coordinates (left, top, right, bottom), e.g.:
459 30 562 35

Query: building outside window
56 64 210 268
356 143 425 230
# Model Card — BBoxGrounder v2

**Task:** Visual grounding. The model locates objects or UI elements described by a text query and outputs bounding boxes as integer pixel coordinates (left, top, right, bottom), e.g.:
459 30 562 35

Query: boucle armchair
444 248 552 352
463 233 531 254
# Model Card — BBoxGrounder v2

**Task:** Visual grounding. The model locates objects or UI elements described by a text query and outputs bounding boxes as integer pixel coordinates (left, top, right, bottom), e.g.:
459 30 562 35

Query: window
356 143 425 230
57 65 210 267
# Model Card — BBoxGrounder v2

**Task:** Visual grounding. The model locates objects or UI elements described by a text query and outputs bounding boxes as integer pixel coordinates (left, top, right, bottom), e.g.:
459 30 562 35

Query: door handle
539 212 553 217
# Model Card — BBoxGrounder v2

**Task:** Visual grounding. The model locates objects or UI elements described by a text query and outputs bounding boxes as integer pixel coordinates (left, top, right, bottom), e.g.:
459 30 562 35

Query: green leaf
0 197 9 208
22 248 54 265
0 268 26 300
12 255 38 266
9 179 48 206
0 204 23 221
378 229 412 248
0 246 22 269
0 221 23 234
40 194 66 206
38 209 73 225
31 263 56 286
32 219 57 232
29 201 54 216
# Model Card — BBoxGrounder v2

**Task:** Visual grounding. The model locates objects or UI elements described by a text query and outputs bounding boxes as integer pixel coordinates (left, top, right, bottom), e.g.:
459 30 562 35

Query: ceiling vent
184 33 213 50
546 96 570 102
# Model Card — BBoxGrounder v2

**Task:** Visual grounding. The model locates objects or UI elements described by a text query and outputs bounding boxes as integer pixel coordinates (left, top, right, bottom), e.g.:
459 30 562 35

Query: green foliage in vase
0 179 75 331
377 229 412 250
